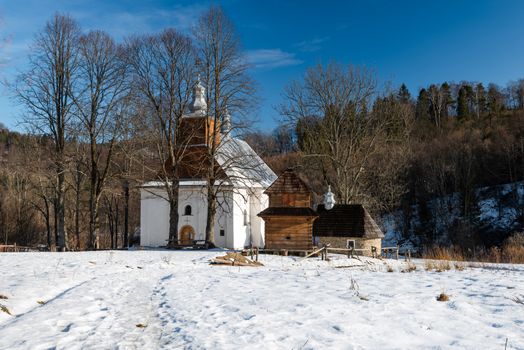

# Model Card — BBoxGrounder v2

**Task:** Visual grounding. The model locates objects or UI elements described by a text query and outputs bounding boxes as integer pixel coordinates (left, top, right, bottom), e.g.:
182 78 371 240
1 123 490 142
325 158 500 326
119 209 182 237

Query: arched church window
184 205 192 216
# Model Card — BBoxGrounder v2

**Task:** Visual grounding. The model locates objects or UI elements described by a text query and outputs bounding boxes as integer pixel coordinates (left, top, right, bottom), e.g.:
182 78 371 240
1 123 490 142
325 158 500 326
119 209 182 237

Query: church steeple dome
189 74 207 115
324 185 336 210
221 107 232 134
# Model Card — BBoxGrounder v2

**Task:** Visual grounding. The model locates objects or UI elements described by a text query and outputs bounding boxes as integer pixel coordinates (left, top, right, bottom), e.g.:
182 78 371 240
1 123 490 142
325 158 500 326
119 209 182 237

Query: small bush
386 265 394 272
0 294 7 300
436 293 449 302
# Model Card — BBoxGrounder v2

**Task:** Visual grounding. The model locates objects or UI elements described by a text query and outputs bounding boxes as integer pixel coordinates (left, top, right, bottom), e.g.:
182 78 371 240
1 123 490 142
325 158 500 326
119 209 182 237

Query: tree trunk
89 194 100 250
123 180 129 248
75 164 81 250
107 200 114 250
44 197 52 249
56 165 67 251
114 201 119 249
205 181 216 246
53 199 58 251
168 180 180 247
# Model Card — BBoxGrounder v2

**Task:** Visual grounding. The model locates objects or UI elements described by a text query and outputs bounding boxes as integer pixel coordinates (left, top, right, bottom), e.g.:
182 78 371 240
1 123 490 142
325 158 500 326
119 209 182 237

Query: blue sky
1 0 524 131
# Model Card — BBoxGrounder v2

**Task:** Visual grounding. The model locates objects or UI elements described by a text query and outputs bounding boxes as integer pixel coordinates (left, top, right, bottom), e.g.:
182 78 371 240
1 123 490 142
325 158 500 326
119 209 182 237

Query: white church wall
141 184 240 248
140 188 169 247
213 191 232 248
249 188 268 248
232 189 250 249
140 183 270 249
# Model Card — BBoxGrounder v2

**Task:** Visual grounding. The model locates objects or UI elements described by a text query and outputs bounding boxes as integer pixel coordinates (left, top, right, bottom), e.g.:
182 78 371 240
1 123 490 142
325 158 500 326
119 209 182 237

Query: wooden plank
300 246 326 260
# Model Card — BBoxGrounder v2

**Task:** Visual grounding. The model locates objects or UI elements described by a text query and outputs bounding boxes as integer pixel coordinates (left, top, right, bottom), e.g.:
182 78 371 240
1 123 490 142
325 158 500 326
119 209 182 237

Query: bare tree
280 63 381 204
194 6 255 245
73 30 127 249
13 14 81 250
125 29 196 245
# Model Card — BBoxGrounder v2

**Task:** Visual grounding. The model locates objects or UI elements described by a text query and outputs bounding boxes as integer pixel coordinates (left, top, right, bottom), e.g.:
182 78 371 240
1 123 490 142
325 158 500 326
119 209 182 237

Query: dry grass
423 246 465 261
135 323 147 328
436 293 450 302
386 265 394 272
423 233 524 264
37 300 46 305
0 303 12 315
0 294 8 300
425 259 464 272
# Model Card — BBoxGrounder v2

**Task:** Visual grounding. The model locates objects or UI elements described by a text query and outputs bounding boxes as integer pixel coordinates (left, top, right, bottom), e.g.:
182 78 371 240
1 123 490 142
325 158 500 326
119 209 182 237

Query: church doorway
179 225 195 245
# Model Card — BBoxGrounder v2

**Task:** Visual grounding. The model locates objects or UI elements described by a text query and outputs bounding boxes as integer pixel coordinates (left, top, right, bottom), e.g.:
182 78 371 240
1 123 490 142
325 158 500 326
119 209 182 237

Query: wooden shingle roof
258 207 318 217
313 204 384 239
264 168 312 194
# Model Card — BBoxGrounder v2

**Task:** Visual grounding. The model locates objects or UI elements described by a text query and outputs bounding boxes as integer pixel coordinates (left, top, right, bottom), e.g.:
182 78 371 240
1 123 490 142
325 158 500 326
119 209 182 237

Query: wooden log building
258 169 384 255
258 169 317 250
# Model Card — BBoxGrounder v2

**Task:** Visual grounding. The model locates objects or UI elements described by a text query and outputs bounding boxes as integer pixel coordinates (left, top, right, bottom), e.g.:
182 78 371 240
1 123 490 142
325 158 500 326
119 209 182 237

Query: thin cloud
83 5 207 38
245 49 303 69
294 36 330 52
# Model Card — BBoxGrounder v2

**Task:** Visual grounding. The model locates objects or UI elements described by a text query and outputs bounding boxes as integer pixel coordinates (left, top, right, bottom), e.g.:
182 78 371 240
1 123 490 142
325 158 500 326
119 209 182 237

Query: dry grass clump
425 260 436 271
0 303 12 315
425 259 464 272
386 265 394 272
435 260 451 272
401 262 417 273
0 294 8 300
436 293 450 302
454 262 465 271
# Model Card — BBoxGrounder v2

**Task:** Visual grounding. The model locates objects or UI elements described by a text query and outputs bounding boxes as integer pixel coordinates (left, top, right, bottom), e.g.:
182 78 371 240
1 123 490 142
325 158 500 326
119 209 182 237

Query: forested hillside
245 71 524 251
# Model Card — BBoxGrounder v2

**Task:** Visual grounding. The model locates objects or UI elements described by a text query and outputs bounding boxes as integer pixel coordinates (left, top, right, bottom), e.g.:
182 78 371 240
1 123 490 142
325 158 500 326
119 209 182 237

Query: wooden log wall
264 216 314 250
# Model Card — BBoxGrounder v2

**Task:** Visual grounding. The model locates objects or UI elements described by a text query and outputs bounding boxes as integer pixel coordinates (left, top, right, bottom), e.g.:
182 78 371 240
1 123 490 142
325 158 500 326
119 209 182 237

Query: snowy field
1 250 523 350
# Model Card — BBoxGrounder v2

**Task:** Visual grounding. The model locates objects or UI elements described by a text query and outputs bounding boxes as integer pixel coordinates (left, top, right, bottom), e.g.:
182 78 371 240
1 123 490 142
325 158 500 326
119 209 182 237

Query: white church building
140 78 276 249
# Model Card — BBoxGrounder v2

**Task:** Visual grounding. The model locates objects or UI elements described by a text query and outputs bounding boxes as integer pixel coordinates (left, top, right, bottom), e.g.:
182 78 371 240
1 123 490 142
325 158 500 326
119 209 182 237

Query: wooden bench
166 239 209 250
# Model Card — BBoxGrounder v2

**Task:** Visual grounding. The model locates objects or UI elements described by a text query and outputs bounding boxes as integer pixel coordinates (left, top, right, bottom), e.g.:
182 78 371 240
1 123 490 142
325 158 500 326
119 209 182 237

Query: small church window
220 229 225 237
243 210 249 226
184 205 192 216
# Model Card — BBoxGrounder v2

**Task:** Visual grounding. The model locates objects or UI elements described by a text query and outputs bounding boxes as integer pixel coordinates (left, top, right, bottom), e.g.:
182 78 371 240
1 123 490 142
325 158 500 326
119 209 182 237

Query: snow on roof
216 136 277 188
142 180 214 188
141 136 276 189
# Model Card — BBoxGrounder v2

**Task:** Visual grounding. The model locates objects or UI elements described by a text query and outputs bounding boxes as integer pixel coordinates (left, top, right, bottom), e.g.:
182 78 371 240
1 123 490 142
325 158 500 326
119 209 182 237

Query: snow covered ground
1 250 523 350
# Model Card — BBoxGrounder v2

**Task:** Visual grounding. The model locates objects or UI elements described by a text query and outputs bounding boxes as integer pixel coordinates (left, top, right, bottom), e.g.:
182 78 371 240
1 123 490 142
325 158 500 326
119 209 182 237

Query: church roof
264 168 312 194
314 204 384 239
216 136 277 188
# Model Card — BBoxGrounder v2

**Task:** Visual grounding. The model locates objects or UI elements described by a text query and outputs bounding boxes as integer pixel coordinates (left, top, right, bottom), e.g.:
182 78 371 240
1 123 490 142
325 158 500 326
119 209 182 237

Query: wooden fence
0 244 45 252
